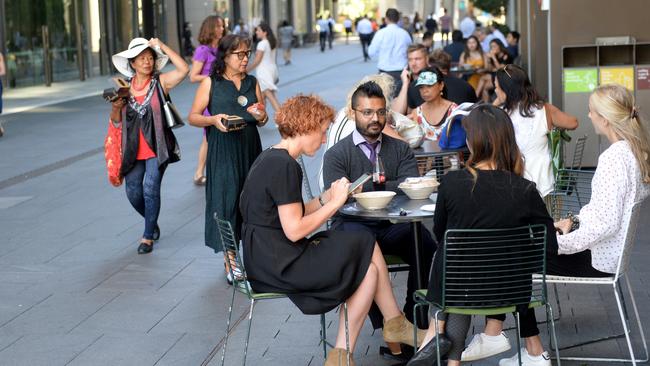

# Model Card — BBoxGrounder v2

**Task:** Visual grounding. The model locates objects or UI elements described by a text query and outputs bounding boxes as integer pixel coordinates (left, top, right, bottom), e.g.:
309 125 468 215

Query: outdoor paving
0 38 649 365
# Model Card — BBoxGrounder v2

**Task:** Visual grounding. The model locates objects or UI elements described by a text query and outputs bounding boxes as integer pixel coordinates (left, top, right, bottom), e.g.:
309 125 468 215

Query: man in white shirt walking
356 15 373 61
317 15 330 52
460 13 476 40
368 8 412 97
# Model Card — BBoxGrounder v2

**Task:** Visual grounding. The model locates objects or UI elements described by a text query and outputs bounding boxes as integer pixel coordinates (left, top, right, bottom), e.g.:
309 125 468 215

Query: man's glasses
230 50 252 60
354 108 388 118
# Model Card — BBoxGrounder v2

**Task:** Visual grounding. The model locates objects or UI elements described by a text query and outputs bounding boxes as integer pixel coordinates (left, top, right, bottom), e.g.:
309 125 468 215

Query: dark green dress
205 74 262 252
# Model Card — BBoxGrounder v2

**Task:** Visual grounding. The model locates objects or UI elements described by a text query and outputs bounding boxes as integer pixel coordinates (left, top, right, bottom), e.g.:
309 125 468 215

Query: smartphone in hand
348 173 372 194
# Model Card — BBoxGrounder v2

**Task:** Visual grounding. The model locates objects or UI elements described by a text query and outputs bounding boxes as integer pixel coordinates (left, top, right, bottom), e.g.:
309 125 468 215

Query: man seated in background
444 30 465 63
507 30 520 59
429 49 478 105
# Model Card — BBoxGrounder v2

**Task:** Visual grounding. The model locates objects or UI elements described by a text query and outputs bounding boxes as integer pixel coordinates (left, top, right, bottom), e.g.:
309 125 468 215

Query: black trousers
319 32 328 52
334 219 437 329
359 33 372 60
488 250 610 337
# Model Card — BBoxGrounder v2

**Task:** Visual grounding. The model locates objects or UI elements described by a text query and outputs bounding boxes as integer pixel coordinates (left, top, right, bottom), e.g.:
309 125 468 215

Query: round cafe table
339 194 437 293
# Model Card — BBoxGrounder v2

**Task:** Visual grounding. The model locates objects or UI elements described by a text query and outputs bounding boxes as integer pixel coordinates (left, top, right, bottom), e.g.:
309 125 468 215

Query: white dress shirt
557 141 650 273
492 29 508 46
460 17 476 38
357 19 373 34
368 23 412 71
317 19 330 33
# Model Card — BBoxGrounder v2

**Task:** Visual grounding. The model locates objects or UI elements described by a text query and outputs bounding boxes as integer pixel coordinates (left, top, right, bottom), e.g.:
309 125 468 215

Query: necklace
224 71 241 80
132 77 151 92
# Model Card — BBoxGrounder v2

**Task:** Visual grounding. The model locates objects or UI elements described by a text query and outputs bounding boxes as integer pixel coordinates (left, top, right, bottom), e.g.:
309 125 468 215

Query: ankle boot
383 314 427 353
324 348 355 366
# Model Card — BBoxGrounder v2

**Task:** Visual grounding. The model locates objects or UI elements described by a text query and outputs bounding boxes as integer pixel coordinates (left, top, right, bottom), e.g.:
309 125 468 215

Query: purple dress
193 45 218 116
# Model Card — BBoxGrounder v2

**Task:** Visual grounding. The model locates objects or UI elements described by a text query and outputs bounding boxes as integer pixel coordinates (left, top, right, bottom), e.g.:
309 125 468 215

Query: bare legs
263 89 282 113
194 135 208 182
334 243 402 351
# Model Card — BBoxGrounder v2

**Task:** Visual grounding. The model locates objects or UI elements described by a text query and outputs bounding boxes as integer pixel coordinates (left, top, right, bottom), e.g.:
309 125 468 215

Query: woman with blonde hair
190 15 226 186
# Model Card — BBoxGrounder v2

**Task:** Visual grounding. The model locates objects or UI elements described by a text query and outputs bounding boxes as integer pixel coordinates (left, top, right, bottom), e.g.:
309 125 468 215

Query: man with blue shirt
368 8 412 97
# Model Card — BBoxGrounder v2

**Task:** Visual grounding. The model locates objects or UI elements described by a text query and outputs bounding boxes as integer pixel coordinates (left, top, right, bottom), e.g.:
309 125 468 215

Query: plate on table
420 204 436 212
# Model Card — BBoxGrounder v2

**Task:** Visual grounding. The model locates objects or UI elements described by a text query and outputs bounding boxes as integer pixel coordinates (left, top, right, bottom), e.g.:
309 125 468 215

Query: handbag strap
155 75 171 103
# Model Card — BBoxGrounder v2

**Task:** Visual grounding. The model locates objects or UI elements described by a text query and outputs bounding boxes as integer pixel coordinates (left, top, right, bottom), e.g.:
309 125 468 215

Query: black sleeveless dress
205 74 262 252
240 148 375 315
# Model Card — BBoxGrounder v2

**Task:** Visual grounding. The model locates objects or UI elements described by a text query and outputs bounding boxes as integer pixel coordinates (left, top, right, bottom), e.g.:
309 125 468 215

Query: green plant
472 0 508 16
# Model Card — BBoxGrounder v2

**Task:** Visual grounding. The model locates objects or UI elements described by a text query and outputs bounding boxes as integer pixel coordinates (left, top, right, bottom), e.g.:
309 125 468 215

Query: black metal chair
412 225 561 366
216 216 351 365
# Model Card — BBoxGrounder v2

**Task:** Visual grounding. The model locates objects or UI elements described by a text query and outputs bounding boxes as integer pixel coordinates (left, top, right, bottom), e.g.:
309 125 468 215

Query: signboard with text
564 69 598 93
600 67 635 91
637 67 650 90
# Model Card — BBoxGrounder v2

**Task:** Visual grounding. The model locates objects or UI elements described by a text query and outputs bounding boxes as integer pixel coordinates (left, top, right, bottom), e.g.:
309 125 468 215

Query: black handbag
156 78 185 129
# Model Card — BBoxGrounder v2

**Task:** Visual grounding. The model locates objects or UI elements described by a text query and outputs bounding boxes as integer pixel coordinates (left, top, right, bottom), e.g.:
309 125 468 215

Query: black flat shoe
152 225 160 241
406 334 452 366
137 242 153 254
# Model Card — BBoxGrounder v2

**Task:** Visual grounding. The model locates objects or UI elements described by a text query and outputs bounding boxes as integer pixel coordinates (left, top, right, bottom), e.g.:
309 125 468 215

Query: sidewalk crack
152 332 186 366
0 293 53 328
65 292 122 334
64 333 104 365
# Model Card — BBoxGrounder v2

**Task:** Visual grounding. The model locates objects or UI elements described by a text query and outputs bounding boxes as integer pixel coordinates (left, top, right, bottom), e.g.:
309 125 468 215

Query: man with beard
392 43 429 115
323 81 436 333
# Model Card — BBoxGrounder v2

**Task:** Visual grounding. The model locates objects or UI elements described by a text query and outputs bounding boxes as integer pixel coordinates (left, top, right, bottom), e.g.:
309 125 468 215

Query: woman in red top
110 38 189 254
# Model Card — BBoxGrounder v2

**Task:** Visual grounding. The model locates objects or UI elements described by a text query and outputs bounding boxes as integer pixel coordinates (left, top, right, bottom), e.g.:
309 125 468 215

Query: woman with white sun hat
109 37 189 254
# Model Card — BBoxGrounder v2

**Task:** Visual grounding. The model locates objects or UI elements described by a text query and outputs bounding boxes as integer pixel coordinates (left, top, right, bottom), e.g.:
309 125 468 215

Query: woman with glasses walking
188 34 268 283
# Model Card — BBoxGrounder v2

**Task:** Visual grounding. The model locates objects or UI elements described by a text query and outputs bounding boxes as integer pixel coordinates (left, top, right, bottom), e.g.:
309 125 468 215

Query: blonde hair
345 73 394 119
589 84 650 183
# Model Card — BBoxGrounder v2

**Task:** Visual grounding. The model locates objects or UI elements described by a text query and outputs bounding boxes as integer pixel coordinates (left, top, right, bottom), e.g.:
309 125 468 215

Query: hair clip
631 107 639 119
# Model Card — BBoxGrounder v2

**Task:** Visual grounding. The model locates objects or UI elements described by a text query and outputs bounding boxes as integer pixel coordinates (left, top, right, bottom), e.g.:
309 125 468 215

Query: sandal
193 176 207 186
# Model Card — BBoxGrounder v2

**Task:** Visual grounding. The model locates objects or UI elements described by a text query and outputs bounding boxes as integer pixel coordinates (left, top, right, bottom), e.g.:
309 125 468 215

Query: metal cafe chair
412 225 561 366
415 151 462 177
215 216 351 366
535 201 648 364
548 169 594 221
569 135 588 169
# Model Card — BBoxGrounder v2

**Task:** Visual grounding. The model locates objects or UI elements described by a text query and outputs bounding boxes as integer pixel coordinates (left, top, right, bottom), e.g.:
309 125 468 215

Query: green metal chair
412 225 561 366
216 215 351 366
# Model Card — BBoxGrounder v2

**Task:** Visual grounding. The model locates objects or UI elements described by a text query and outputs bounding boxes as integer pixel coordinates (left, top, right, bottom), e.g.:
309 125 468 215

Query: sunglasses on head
230 49 252 60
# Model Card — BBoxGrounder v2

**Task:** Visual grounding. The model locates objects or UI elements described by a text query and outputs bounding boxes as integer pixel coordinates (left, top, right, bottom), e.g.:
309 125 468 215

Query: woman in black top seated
407 105 557 366
240 95 422 366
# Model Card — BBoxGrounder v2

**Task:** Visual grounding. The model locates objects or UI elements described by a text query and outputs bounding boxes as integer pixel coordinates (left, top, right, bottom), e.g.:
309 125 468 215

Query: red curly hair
275 95 335 138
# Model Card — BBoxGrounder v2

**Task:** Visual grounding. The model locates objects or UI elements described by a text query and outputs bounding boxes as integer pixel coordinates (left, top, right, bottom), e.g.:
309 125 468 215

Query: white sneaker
498 348 551 366
461 332 511 361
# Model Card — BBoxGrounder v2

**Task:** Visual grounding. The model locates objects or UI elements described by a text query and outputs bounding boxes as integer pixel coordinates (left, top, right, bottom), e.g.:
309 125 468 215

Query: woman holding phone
241 95 424 365
188 34 268 282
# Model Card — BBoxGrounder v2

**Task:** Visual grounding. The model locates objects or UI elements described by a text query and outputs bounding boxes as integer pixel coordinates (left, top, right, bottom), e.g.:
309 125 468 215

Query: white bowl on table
398 177 440 200
353 191 396 210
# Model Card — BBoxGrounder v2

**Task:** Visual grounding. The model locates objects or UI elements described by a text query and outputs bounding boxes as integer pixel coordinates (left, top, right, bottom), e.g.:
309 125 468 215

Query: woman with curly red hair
240 95 411 365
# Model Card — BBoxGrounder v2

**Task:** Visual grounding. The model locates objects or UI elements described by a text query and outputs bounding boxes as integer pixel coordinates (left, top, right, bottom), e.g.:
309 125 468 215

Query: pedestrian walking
368 8 412 97
343 16 353 44
278 20 294 65
0 52 5 138
459 13 476 40
357 15 373 61
233 19 250 38
110 37 189 254
328 15 335 49
424 13 438 34
317 15 330 52
189 15 226 187
247 23 281 113
439 8 452 46
182 22 194 62
188 35 268 282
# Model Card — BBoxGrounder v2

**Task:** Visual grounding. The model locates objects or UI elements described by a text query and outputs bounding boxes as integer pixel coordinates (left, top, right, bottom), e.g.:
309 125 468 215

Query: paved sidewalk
0 38 649 366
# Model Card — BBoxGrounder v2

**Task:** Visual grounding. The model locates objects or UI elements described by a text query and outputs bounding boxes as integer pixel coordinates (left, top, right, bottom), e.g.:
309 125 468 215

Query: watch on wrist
318 194 326 206
567 212 580 232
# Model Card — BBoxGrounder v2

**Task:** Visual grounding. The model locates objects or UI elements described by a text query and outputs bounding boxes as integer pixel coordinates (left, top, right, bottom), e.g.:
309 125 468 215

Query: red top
133 93 156 160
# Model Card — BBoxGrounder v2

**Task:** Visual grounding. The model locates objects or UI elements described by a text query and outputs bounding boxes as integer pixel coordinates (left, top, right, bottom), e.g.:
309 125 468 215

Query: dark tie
361 141 380 163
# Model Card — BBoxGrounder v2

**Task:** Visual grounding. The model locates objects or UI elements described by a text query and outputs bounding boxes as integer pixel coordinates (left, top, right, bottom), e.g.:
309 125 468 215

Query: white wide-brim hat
111 38 169 78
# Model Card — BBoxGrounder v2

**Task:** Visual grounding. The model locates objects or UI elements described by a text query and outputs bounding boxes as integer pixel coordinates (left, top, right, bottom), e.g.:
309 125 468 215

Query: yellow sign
600 67 635 91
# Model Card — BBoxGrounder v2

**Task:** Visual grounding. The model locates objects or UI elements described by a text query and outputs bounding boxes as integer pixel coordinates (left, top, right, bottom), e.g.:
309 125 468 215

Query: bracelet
567 212 580 232
318 194 326 206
